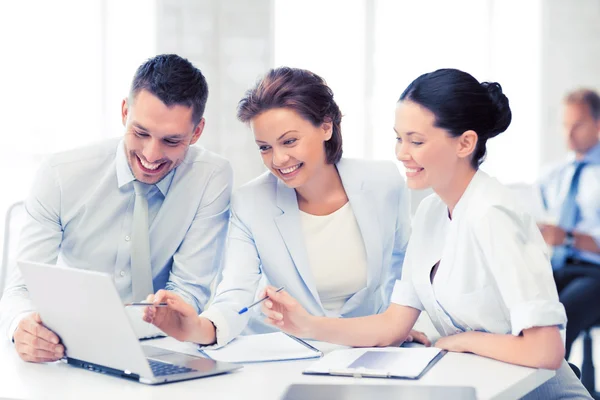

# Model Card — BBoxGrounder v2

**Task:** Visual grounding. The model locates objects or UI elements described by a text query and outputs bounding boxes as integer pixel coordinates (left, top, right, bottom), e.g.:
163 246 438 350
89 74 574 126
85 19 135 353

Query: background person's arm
538 224 600 254
573 231 600 254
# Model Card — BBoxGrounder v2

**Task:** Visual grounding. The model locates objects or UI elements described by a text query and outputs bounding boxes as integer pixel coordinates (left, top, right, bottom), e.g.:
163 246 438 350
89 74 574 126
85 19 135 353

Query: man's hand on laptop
143 290 213 344
13 312 64 363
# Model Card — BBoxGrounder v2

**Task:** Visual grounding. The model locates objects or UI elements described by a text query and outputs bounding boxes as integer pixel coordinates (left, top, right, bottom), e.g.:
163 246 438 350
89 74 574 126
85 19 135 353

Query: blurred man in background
538 88 600 358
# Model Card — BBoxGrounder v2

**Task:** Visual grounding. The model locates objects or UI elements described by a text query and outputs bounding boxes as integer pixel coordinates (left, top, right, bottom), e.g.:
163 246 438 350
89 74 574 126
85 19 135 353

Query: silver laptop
18 260 242 384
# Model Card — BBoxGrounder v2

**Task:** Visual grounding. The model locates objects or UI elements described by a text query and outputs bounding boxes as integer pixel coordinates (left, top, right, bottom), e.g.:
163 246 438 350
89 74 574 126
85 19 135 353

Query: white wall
0 0 105 207
274 0 367 161
485 0 542 184
274 0 546 186
155 0 273 188
1 0 599 222
102 0 158 138
541 0 600 166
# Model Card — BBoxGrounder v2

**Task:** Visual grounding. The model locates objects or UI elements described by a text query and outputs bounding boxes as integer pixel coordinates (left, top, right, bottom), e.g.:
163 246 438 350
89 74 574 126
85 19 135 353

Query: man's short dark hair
129 54 209 125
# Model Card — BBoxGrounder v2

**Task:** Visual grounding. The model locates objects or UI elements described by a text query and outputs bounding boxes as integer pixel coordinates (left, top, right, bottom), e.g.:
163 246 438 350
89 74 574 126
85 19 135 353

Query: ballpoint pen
125 302 168 307
283 332 323 355
238 286 285 314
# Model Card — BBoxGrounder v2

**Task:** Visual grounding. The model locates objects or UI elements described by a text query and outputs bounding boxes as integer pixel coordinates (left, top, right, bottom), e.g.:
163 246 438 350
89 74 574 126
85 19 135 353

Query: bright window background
273 0 367 159
0 0 544 254
371 0 492 165
0 1 156 259
0 1 104 208
275 0 542 186
0 0 156 208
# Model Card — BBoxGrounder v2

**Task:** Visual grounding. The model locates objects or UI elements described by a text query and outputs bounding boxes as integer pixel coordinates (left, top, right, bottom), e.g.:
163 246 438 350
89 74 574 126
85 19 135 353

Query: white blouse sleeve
390 244 424 311
474 205 566 336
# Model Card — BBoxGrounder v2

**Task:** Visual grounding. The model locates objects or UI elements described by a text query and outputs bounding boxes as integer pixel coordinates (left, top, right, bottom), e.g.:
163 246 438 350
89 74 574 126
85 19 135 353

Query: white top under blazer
300 203 368 313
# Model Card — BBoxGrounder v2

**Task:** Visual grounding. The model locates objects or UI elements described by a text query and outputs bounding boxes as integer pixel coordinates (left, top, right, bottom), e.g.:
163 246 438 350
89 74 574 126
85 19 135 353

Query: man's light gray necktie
131 181 154 301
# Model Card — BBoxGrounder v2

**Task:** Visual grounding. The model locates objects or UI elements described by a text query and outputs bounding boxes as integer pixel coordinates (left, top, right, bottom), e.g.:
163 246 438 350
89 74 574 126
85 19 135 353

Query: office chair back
0 201 25 298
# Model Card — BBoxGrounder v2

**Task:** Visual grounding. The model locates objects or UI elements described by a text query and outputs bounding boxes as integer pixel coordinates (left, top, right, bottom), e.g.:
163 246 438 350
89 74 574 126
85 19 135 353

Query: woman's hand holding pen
262 285 432 347
142 290 204 342
261 286 315 338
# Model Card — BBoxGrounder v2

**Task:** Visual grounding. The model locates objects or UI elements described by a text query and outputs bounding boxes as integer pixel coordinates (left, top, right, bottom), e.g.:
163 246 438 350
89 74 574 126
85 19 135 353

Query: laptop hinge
67 357 141 381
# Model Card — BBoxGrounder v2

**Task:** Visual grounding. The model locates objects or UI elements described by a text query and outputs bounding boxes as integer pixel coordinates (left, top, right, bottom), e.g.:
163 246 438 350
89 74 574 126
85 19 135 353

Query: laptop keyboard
149 359 195 376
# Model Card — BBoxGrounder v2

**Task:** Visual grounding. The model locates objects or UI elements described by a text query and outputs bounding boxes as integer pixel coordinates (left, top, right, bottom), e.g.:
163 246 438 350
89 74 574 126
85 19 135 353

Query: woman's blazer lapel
273 179 322 308
337 160 383 293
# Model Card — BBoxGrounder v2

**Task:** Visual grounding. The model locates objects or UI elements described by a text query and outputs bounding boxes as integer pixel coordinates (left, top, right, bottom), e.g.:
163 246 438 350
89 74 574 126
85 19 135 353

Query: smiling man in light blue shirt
0 54 233 363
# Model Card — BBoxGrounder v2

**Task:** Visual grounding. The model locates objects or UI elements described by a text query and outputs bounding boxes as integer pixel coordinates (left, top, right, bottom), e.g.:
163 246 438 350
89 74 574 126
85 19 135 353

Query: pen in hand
125 302 169 307
238 286 285 315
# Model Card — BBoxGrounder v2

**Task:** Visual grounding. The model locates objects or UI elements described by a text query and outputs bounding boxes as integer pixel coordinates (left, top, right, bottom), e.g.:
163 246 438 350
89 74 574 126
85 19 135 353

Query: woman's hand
435 332 472 353
406 329 432 347
261 286 316 338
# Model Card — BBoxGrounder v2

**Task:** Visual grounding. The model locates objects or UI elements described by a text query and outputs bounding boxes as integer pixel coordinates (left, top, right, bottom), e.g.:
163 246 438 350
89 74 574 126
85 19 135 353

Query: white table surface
0 337 553 400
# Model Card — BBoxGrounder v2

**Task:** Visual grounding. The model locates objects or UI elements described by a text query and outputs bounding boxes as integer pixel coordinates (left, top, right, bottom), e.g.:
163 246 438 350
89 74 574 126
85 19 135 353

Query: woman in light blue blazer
143 67 422 347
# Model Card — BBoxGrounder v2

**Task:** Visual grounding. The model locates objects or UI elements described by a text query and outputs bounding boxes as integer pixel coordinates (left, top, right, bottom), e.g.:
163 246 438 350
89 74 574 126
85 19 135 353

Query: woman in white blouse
142 67 427 348
260 68 590 398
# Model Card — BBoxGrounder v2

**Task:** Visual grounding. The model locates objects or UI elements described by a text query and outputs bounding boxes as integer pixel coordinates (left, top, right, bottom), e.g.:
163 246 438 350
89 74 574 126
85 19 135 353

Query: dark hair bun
399 68 513 168
481 81 511 138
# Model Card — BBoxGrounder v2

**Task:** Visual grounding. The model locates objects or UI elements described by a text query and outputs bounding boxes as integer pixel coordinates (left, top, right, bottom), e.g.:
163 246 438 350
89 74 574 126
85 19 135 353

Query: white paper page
201 332 321 363
305 347 441 378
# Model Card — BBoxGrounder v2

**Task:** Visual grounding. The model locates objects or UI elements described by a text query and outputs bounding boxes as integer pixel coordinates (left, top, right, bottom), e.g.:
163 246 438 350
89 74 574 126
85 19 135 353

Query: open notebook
198 332 323 363
304 346 445 379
